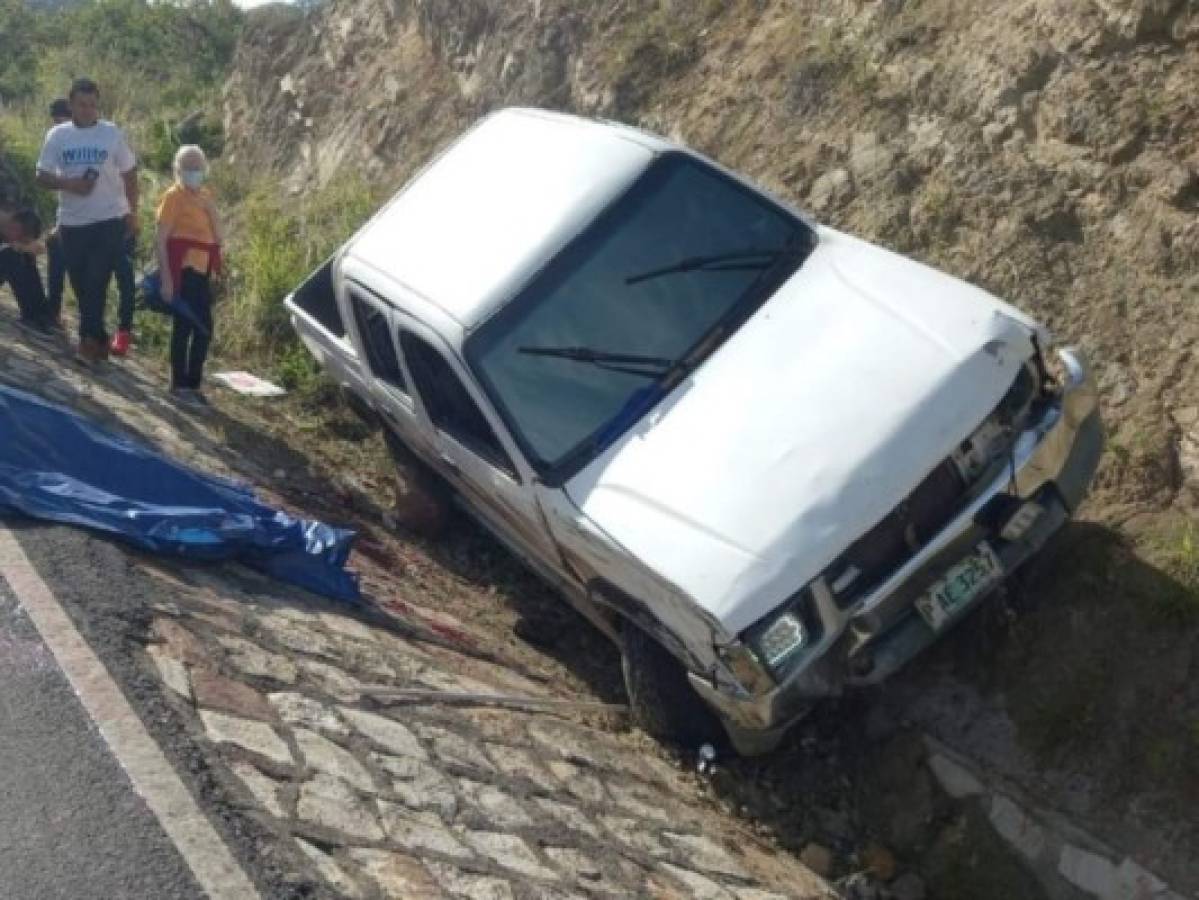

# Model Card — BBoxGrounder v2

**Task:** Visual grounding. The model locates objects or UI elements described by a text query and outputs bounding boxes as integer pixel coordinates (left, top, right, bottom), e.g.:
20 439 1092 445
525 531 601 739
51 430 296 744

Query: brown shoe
75 337 103 367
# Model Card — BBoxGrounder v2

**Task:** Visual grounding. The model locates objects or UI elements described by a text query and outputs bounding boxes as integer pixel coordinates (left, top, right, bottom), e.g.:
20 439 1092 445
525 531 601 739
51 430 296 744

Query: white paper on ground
211 371 287 397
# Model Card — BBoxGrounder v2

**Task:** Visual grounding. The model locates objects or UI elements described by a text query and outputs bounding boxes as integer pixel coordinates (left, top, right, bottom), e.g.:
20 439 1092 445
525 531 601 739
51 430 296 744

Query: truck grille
827 460 965 609
824 363 1039 611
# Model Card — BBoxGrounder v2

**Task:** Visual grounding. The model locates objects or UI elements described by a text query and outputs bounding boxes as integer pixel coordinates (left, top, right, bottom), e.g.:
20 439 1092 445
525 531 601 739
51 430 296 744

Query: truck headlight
744 589 821 677
753 612 808 668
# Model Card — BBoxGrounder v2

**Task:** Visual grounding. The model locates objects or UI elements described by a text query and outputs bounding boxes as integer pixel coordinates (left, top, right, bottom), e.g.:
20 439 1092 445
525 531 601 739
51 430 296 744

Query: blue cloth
139 269 211 338
0 384 361 603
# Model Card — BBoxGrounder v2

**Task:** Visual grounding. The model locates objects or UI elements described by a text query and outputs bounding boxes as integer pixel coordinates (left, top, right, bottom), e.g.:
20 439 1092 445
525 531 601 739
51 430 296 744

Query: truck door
397 328 563 577
343 284 429 455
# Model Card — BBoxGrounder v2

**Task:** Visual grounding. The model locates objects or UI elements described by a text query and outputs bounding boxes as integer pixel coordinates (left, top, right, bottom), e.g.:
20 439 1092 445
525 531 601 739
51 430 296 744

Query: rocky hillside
223 0 1199 891
225 0 1198 519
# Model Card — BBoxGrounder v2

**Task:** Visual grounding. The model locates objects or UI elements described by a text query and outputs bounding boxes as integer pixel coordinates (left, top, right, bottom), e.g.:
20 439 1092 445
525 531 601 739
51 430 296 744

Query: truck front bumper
690 348 1103 754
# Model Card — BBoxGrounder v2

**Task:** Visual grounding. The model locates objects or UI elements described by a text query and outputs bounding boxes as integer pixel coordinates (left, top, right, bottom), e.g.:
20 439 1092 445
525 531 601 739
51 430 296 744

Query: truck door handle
438 454 460 475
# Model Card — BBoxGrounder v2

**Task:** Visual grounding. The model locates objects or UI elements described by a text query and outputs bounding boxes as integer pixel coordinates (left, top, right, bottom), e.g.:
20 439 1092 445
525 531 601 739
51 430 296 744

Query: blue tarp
0 384 361 603
139 269 211 337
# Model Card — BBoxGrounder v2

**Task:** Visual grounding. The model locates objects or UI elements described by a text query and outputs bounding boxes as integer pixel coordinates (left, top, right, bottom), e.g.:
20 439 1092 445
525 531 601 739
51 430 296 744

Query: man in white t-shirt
36 77 140 365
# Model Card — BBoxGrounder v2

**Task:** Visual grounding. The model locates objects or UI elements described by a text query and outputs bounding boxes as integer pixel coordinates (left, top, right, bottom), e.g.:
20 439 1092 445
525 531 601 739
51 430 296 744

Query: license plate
915 545 1002 631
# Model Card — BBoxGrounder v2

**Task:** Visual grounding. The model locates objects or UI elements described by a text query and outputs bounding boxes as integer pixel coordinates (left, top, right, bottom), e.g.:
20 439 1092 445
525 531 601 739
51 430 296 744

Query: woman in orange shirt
157 144 223 406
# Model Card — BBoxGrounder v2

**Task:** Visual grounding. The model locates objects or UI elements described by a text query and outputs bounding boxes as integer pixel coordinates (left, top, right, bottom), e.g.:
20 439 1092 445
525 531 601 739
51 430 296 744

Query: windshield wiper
625 247 788 286
518 345 676 379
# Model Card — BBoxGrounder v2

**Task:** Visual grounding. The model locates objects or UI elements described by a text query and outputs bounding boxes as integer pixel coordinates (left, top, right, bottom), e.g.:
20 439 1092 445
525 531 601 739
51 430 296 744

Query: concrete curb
922 735 1188 900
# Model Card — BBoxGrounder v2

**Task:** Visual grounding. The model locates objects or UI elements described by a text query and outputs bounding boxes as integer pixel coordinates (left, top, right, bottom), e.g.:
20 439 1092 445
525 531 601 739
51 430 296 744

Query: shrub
0 0 43 104
143 114 226 173
218 172 385 384
0 113 57 221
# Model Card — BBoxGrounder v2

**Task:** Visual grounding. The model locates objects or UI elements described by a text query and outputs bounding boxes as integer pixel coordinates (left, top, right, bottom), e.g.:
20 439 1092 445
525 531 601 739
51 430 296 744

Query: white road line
0 527 262 900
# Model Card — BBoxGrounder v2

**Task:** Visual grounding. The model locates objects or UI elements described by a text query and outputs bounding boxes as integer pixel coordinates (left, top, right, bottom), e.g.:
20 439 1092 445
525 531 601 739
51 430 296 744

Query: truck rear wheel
382 429 452 538
621 625 723 748
341 387 380 429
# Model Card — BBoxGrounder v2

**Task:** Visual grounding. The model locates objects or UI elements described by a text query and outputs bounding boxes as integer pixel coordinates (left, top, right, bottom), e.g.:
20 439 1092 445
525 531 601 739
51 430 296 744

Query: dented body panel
564 226 1041 635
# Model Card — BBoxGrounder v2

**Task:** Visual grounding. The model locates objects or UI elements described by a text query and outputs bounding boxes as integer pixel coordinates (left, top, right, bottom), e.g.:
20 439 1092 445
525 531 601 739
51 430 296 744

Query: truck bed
288 257 344 338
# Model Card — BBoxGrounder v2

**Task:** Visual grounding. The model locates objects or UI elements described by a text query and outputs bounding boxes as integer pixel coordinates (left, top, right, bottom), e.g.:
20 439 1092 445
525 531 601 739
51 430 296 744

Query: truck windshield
467 152 814 483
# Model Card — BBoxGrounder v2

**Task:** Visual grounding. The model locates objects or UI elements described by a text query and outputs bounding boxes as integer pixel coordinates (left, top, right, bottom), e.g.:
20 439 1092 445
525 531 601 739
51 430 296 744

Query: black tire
621 625 724 747
382 428 452 537
341 387 380 429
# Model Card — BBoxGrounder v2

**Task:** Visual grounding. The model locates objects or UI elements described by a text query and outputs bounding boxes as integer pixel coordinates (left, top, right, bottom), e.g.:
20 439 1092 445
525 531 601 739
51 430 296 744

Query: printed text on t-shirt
61 147 110 166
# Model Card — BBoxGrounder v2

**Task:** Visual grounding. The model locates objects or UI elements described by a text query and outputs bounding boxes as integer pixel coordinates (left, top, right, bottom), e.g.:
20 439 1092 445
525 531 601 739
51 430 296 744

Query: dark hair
68 78 100 99
11 209 44 241
49 98 70 119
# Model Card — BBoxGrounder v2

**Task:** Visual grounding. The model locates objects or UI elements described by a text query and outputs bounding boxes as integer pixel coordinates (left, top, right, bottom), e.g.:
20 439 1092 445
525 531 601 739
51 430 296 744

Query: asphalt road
0 571 204 900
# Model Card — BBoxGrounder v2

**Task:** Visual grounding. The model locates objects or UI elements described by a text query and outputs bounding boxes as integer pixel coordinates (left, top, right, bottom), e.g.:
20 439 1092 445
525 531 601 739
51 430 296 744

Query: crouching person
0 206 54 337
157 145 222 407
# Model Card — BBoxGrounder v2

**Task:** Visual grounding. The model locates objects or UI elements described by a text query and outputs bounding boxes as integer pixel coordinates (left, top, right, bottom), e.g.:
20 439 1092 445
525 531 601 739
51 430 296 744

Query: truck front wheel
382 428 452 538
621 625 723 748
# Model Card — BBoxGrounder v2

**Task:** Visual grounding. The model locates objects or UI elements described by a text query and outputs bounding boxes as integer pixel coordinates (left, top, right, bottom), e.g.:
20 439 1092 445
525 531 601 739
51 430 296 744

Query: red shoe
110 329 131 356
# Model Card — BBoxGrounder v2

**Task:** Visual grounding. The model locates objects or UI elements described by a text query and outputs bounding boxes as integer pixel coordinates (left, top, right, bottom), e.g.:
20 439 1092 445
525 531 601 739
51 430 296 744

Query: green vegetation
0 0 42 103
0 0 387 397
0 116 57 220
142 115 226 173
219 172 386 393
0 0 241 190
1 0 243 372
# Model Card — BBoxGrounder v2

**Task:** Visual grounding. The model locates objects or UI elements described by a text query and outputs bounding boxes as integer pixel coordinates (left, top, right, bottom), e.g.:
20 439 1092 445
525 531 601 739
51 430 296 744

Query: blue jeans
115 234 136 331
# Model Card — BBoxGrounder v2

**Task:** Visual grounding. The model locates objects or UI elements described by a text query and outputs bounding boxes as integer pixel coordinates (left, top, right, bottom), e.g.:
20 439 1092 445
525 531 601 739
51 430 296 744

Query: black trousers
115 234 136 331
60 217 125 343
46 231 65 321
171 268 213 389
0 246 50 326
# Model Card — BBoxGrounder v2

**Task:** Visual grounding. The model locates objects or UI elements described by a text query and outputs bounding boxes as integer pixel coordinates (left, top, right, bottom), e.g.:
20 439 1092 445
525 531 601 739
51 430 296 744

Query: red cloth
166 236 222 292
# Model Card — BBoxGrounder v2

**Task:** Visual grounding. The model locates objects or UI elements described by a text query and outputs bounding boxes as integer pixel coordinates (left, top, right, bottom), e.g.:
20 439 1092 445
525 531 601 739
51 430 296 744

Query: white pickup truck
286 108 1103 753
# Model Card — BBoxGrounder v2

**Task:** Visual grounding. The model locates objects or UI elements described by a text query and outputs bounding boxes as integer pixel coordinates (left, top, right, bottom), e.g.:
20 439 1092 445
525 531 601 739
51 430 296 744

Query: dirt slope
226 0 1198 510
221 0 1199 893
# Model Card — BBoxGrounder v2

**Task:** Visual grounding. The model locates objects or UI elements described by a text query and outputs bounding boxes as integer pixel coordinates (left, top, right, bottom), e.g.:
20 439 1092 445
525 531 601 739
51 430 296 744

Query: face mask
180 170 206 189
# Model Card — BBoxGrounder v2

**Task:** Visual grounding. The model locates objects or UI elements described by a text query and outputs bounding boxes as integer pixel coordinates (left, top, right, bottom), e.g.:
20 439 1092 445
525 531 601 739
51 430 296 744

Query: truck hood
564 226 1041 635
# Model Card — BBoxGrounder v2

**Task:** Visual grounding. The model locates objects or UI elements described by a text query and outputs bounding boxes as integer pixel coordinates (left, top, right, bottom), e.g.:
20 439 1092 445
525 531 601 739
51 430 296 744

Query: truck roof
345 108 667 330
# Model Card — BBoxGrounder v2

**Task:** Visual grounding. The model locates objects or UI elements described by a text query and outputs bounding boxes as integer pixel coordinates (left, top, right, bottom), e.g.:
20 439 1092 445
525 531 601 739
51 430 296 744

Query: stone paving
138 574 828 899
0 311 831 898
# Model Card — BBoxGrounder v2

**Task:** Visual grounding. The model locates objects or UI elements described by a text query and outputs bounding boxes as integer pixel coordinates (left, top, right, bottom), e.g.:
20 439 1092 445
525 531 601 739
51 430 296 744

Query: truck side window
350 294 407 393
400 332 517 478
292 257 345 338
